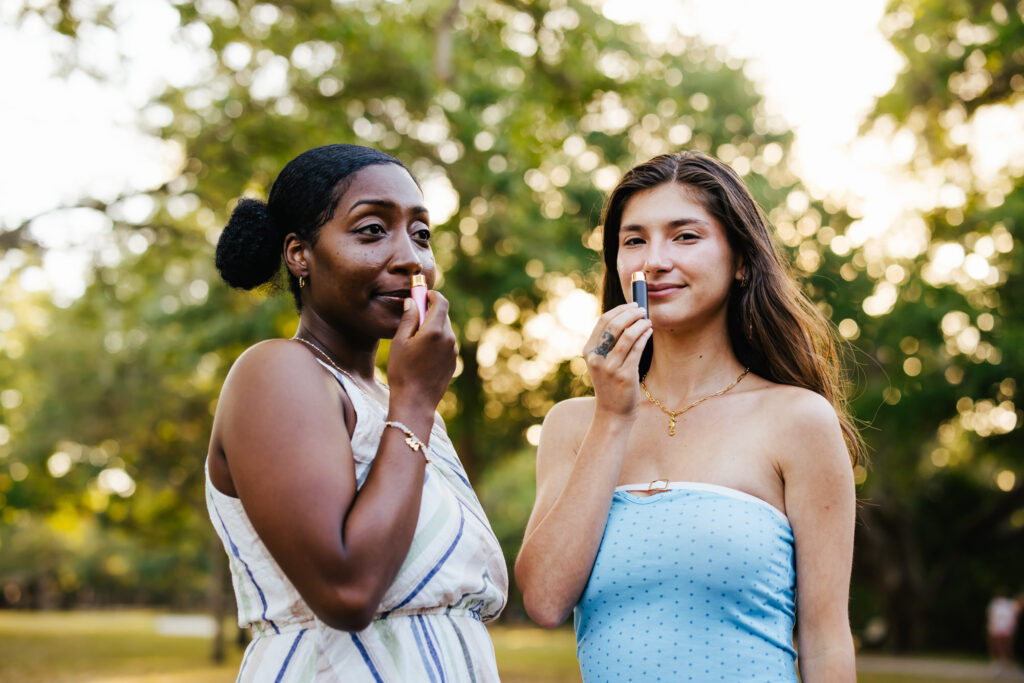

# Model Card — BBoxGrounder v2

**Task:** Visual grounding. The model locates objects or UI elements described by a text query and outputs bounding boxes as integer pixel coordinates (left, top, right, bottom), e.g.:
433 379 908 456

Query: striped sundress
206 362 508 682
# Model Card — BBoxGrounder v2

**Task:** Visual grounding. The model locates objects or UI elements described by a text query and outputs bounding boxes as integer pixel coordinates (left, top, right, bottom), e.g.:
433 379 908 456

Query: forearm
516 414 633 627
315 404 435 628
342 423 430 561
796 604 856 683
797 639 856 683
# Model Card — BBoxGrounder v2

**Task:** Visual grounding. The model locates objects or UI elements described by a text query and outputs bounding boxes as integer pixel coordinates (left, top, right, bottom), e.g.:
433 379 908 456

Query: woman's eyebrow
667 217 710 229
621 217 710 232
347 199 429 216
348 198 396 214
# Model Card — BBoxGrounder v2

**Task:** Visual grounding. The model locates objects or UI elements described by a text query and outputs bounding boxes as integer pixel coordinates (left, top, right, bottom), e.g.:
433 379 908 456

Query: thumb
394 297 419 341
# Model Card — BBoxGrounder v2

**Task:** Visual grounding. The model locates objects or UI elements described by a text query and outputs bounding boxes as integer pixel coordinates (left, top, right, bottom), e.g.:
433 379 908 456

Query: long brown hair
600 151 863 465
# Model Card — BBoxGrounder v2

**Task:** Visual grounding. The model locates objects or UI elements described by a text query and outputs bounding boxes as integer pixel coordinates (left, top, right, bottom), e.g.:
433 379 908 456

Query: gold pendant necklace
640 367 750 436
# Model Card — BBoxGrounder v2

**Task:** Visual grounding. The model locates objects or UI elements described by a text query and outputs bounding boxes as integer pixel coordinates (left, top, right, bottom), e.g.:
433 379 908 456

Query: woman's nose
389 233 422 273
644 240 670 271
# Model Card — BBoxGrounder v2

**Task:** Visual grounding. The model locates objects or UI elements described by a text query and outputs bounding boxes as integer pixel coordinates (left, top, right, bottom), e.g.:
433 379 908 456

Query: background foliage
1 0 1021 654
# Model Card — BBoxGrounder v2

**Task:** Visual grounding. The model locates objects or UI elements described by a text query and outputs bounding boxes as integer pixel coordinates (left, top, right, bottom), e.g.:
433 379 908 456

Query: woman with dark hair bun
207 144 507 681
517 151 860 682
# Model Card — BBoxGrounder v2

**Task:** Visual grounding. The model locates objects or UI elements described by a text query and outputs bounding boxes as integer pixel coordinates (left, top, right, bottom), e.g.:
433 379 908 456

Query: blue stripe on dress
382 508 466 616
446 613 478 683
349 633 385 683
427 450 471 488
212 501 280 634
416 614 447 683
410 616 440 683
455 496 491 534
274 629 307 683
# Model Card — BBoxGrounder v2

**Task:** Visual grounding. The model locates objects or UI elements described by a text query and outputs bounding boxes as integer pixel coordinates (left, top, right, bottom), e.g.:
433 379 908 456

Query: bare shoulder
541 397 596 442
761 384 840 428
531 397 597 501
213 339 356 472
223 339 329 391
226 338 313 380
217 338 347 426
755 383 848 469
544 396 597 423
535 397 596 470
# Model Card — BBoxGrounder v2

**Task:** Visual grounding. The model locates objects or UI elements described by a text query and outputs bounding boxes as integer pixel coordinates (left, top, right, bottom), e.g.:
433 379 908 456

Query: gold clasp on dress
647 479 670 493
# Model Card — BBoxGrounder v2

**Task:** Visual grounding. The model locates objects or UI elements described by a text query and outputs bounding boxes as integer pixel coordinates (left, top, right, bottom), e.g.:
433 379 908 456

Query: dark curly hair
215 144 408 308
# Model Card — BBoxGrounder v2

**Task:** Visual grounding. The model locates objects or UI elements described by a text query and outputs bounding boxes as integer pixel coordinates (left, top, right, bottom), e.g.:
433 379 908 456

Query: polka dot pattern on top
573 482 797 682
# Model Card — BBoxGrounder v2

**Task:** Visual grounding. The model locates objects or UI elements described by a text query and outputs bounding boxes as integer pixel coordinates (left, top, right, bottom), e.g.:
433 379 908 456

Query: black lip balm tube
631 271 648 318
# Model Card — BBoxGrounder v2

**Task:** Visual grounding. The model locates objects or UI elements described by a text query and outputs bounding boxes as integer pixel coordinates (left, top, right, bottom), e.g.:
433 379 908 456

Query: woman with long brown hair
516 151 859 682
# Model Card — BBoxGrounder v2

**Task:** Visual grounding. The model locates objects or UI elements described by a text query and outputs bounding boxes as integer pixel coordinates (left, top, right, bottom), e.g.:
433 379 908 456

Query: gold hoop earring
299 275 306 288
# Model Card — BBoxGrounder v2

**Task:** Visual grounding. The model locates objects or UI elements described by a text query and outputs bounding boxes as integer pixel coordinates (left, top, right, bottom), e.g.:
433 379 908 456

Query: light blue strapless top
573 482 797 682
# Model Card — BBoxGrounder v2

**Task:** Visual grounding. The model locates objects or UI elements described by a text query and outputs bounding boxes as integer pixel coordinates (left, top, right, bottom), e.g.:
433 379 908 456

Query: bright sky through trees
3 0 1020 304
1 1 895 232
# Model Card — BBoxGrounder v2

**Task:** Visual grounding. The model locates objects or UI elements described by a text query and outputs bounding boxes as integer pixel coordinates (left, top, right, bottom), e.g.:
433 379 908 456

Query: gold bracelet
383 421 430 462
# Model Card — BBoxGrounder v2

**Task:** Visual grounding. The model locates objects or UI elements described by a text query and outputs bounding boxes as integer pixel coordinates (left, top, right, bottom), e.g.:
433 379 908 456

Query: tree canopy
848 0 1024 651
1 0 1021 653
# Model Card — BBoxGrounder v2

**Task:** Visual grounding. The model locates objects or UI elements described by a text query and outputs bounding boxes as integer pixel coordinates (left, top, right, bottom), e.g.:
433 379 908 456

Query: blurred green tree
30 0 1024 658
1 0 804 620
845 0 1024 651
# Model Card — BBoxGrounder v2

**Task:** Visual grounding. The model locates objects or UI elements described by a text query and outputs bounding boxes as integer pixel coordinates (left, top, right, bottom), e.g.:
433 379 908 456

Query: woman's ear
734 255 747 283
283 233 309 280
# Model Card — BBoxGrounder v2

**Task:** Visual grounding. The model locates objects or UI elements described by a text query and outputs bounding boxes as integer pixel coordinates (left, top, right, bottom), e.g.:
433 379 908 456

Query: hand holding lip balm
631 271 648 318
411 274 428 326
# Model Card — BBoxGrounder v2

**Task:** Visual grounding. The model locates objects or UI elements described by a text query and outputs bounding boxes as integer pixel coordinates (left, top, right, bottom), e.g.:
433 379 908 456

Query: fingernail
404 298 412 310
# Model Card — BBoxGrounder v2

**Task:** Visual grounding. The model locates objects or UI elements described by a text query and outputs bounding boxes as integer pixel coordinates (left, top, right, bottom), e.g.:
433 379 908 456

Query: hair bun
215 197 283 290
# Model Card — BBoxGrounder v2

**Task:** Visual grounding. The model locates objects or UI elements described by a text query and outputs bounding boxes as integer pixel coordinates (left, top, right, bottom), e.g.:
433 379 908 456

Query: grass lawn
0 610 1001 682
0 610 241 682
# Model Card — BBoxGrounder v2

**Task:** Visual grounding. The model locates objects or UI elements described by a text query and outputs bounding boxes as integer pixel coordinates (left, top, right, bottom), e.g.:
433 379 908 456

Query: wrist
383 420 430 461
590 406 640 432
385 403 434 444
592 404 640 424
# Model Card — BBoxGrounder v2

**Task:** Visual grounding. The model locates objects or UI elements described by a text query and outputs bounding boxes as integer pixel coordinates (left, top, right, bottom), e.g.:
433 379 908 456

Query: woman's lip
646 284 686 298
375 291 410 306
377 289 411 299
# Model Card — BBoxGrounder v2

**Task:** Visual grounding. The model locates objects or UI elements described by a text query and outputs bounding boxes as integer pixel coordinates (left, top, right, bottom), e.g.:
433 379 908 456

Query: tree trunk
457 341 482 480
434 0 461 84
858 501 928 650
208 536 228 663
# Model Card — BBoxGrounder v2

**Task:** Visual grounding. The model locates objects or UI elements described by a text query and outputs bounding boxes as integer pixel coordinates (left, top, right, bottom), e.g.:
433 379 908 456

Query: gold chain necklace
291 337 387 408
640 367 750 436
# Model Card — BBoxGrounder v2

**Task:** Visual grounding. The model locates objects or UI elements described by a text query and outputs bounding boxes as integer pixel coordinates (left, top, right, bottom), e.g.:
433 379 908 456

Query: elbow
531 610 568 630
520 587 571 629
515 554 572 629
317 608 376 633
308 585 381 632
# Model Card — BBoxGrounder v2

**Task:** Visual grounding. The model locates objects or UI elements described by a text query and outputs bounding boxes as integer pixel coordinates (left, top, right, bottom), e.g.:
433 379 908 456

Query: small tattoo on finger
590 331 615 358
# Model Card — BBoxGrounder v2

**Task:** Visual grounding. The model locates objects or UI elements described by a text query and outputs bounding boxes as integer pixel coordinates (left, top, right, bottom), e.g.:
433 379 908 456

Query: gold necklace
292 337 387 407
640 367 750 437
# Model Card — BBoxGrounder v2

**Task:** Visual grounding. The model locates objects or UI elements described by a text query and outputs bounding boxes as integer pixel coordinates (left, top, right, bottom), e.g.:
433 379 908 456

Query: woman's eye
623 237 645 247
677 232 699 241
357 223 386 236
413 226 432 242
